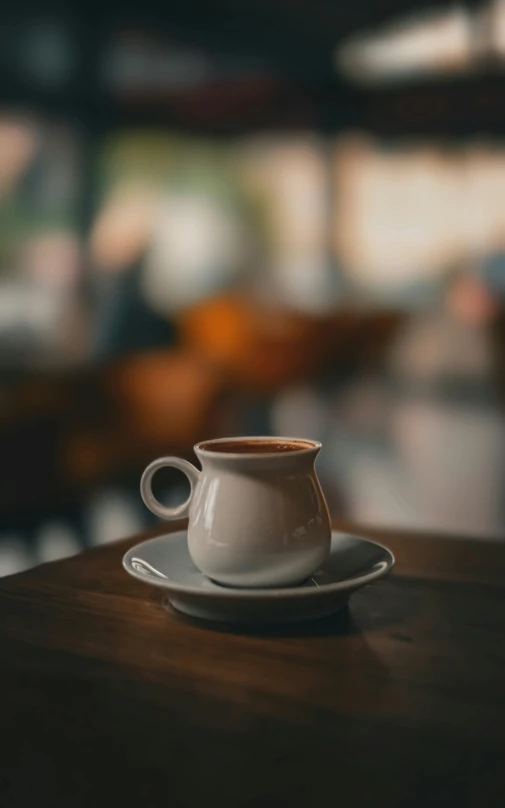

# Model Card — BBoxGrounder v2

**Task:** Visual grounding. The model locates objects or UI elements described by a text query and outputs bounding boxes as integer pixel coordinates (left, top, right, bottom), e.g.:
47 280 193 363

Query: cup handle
140 457 201 520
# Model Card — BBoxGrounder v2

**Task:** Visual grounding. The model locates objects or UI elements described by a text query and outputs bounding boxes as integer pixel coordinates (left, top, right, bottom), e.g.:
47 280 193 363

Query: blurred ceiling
102 0 440 79
8 0 447 79
7 1 505 136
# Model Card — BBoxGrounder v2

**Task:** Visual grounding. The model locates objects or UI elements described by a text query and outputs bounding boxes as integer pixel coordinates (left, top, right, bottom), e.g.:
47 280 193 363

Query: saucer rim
122 531 395 600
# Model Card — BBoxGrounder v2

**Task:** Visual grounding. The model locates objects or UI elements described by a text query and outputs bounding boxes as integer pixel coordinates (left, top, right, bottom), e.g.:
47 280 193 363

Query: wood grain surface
0 521 504 807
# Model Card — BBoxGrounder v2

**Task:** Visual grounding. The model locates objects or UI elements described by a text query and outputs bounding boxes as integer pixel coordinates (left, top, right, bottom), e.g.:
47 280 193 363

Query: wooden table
1 523 504 807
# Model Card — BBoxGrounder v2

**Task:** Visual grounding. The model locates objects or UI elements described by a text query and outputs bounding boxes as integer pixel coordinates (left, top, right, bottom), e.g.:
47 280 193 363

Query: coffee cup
140 436 331 588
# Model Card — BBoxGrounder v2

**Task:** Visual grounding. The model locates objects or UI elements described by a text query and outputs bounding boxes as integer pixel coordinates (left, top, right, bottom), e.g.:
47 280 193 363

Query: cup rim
194 436 321 458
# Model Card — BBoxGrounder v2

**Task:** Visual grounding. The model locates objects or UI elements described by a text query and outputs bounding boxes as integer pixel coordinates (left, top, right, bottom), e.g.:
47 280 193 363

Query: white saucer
123 531 394 624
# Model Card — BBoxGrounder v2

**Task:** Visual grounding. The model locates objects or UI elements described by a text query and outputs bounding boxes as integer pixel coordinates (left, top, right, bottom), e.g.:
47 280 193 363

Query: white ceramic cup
140 436 331 588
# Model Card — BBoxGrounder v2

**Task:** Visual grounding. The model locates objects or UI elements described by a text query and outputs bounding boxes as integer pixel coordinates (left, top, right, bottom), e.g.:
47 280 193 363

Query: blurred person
277 270 505 536
389 269 497 387
90 185 177 360
0 115 83 369
386 269 504 536
90 140 249 361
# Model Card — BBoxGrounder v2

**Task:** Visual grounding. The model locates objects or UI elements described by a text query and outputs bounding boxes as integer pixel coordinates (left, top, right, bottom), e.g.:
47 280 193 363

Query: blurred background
1 0 505 575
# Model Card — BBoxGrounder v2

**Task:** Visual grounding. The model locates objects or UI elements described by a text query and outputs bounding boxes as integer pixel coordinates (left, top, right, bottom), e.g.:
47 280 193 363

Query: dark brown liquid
198 439 314 454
